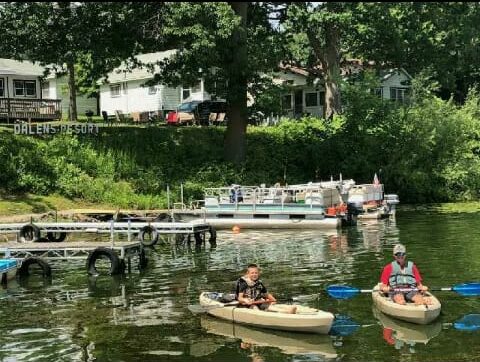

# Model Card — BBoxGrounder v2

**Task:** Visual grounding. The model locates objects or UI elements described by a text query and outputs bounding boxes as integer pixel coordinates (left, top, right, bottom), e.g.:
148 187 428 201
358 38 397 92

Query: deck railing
0 98 62 122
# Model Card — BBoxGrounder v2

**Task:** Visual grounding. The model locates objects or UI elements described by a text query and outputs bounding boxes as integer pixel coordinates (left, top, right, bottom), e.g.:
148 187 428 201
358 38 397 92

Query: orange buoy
232 225 241 233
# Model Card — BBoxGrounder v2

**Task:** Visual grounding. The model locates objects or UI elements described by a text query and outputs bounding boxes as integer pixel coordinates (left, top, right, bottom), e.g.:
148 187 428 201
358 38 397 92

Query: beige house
274 61 413 118
0 58 97 123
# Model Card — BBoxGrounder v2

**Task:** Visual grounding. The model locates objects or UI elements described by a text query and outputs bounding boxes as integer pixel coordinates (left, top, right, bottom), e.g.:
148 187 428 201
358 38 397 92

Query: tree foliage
282 2 355 119
349 2 480 102
136 2 285 164
0 2 159 120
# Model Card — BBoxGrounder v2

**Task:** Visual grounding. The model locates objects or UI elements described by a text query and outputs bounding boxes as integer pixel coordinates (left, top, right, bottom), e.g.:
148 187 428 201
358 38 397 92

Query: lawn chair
114 110 126 124
215 112 226 126
208 112 217 126
102 111 115 126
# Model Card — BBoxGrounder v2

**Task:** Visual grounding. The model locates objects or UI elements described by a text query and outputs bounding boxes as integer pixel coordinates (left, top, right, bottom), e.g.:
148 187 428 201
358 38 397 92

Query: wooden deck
0 98 62 122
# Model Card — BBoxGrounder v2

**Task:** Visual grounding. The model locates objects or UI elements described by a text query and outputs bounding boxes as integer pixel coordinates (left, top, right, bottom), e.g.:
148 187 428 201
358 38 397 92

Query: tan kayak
372 283 441 325
199 292 334 334
198 316 338 359
372 305 442 345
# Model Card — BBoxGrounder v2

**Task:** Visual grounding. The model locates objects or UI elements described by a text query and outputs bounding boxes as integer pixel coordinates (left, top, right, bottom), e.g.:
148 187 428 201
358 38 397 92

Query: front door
294 90 303 117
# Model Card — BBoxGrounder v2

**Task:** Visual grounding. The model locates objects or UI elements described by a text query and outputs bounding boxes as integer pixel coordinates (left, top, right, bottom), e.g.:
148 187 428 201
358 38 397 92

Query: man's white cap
393 244 406 255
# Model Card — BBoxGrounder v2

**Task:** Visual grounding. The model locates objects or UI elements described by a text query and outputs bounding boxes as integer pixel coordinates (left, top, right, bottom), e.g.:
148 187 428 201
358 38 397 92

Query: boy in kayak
379 244 432 305
236 263 297 314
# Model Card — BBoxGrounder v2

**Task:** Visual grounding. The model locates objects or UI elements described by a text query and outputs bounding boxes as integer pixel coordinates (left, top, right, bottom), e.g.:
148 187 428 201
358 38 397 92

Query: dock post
181 183 184 210
167 184 170 212
110 219 114 245
127 219 131 242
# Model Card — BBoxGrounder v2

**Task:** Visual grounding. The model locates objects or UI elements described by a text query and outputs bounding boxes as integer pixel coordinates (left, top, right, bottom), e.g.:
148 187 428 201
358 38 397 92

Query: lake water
1 209 480 361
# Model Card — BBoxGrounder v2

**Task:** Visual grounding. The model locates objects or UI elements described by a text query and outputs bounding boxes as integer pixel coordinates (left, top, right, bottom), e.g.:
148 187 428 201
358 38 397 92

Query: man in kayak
379 244 433 305
236 264 297 314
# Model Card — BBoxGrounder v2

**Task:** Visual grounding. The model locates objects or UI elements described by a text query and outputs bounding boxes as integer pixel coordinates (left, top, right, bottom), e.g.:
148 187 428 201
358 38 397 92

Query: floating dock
0 220 214 277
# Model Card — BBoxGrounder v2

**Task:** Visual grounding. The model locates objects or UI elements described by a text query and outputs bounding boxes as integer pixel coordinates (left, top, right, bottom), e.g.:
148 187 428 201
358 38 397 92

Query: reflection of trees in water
211 230 335 269
359 219 400 249
86 273 188 329
326 220 400 260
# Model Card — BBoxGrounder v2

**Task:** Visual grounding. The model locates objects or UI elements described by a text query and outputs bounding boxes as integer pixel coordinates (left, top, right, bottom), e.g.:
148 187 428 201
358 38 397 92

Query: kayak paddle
329 313 480 336
326 282 480 300
188 301 240 314
188 299 276 314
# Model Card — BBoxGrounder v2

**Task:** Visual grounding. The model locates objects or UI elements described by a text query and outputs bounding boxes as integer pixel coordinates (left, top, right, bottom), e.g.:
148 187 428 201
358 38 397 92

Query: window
390 87 409 103
122 82 128 95
282 94 292 110
0 78 4 97
370 87 383 98
182 88 190 100
305 92 318 107
178 101 200 112
13 80 36 97
191 82 202 93
148 86 157 95
110 84 121 97
319 91 325 106
42 81 50 98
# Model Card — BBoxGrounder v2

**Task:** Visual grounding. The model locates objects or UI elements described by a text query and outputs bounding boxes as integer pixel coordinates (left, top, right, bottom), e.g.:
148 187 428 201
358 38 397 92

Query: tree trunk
224 2 248 165
67 60 78 122
323 24 342 120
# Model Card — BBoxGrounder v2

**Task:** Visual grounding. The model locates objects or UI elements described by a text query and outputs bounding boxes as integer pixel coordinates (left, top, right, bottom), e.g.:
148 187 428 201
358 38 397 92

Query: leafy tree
350 2 480 103
0 2 157 120
282 2 355 120
137 2 285 165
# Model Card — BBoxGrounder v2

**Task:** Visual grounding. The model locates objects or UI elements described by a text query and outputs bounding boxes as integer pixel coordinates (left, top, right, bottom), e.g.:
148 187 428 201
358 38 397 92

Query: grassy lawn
400 202 480 213
0 193 116 217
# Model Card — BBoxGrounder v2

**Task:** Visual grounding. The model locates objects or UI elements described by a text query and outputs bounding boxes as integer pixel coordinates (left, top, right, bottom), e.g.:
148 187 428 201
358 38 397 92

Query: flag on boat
373 173 380 187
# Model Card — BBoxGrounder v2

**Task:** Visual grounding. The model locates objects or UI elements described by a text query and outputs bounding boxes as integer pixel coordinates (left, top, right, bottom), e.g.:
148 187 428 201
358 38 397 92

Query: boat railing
203 185 334 211
173 202 187 211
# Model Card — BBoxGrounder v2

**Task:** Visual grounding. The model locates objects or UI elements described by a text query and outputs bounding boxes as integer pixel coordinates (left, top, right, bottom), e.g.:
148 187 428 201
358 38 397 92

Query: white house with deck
98 50 211 120
0 58 97 123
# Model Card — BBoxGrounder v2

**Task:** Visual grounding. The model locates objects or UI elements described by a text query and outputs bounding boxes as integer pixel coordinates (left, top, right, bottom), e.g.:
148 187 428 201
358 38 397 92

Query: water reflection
2 213 480 361
193 315 338 360
372 306 442 353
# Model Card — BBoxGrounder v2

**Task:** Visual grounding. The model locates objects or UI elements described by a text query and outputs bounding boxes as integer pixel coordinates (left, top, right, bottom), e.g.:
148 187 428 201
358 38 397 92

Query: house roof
101 50 177 84
0 58 45 77
279 60 412 81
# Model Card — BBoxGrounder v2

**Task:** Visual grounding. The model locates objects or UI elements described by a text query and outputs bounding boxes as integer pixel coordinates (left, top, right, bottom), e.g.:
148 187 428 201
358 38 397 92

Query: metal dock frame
0 220 213 275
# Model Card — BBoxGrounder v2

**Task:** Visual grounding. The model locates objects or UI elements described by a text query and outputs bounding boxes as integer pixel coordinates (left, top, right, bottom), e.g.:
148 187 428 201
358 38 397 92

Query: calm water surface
1 209 480 361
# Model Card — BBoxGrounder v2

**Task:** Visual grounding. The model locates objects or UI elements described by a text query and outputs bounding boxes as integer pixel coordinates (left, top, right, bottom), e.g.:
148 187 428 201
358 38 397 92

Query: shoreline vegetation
1 194 480 224
1 90 480 213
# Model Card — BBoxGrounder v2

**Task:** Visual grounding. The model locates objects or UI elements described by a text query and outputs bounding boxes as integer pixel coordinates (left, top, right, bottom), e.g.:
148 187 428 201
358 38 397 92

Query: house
0 58 97 123
274 61 413 118
98 50 212 120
